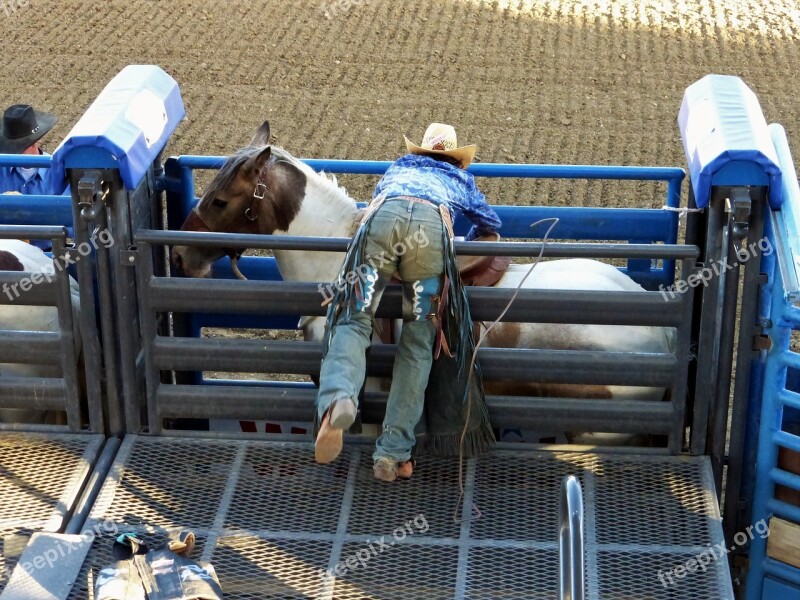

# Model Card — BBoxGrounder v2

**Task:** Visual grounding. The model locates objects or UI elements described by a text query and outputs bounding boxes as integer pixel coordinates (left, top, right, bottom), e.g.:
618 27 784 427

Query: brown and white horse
172 122 676 445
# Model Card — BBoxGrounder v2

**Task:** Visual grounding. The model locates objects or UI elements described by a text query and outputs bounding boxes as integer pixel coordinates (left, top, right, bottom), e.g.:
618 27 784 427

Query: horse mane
203 145 359 213
201 146 259 203
270 146 361 211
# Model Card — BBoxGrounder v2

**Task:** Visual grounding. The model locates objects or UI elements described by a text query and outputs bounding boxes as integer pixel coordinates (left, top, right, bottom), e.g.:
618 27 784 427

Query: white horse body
493 259 674 359
0 240 82 424
487 260 675 445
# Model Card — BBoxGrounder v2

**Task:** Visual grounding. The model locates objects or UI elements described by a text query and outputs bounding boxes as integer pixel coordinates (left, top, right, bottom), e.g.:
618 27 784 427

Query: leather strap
433 274 453 359
359 193 387 226
438 203 455 239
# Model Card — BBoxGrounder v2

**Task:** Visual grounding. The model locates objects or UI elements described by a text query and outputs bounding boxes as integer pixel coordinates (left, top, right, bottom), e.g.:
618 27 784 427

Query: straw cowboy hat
404 123 478 169
0 104 57 154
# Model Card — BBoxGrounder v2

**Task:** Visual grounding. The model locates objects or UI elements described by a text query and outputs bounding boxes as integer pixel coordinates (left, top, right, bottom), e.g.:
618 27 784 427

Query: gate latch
753 335 771 351
77 171 106 220
726 188 752 240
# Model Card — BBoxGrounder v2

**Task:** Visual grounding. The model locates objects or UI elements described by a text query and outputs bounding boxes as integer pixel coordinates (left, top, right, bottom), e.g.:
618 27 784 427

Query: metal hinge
753 334 771 351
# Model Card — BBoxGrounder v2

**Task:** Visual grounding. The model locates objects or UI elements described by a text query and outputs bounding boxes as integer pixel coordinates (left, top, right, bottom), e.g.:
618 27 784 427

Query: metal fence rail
130 226 697 449
153 338 679 385
145 277 688 325
0 227 102 433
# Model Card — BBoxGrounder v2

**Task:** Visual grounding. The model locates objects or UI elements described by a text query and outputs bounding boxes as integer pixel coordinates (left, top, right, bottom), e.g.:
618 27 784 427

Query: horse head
172 121 307 278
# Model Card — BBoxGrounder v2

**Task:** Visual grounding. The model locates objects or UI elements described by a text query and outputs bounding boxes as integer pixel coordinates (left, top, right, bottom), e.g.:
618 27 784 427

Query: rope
660 205 704 219
452 217 560 524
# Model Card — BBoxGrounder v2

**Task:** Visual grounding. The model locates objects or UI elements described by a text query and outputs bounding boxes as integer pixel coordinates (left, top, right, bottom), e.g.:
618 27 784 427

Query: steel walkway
0 433 105 589
65 435 733 599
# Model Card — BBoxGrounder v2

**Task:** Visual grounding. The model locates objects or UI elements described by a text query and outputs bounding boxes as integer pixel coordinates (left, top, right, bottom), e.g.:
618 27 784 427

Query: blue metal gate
742 123 800 598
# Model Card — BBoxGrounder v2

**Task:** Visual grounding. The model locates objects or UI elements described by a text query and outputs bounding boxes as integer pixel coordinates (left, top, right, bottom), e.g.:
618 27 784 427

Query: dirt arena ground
3 0 800 209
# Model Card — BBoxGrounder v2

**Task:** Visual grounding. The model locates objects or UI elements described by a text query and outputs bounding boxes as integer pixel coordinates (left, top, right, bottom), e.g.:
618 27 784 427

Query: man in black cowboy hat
0 104 66 197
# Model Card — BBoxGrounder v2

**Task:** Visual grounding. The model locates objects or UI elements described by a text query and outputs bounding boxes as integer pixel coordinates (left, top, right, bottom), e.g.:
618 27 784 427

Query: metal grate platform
0 432 105 588
71 435 734 599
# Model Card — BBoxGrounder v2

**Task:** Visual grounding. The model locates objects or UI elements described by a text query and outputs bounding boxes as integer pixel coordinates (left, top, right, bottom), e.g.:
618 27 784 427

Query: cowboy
314 123 501 482
0 104 70 250
0 104 67 195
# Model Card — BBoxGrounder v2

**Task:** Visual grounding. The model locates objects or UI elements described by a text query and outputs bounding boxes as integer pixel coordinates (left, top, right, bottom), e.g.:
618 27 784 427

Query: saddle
455 232 512 287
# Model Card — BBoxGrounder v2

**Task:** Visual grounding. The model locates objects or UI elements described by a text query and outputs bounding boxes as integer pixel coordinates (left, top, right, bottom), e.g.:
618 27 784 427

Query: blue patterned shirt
373 154 501 240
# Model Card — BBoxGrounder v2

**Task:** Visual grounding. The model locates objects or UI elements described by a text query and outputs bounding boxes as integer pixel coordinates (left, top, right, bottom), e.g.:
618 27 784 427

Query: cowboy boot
315 398 357 464
373 457 415 482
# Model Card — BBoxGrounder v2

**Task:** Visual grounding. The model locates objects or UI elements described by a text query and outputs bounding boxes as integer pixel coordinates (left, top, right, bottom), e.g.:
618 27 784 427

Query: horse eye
211 198 228 208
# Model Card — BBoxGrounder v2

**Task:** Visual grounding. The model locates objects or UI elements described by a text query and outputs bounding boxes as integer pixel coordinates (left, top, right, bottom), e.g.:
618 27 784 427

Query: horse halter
183 163 272 281
229 167 270 279
247 164 269 221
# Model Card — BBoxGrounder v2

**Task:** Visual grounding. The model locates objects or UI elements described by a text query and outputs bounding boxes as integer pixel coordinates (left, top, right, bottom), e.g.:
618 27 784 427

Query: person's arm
0 167 22 194
461 180 502 240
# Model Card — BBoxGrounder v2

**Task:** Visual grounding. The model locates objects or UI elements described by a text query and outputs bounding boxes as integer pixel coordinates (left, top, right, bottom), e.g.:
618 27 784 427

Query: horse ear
250 121 271 147
244 146 272 174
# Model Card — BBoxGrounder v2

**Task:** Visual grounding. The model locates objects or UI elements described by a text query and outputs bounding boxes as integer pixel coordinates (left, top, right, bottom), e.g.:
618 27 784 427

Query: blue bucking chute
51 65 185 190
678 74 782 209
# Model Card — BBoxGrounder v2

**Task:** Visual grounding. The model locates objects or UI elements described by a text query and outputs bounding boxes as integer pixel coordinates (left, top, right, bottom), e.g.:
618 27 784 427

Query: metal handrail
769 123 800 302
134 228 698 259
559 475 585 600
0 153 52 168
173 153 685 181
169 154 685 217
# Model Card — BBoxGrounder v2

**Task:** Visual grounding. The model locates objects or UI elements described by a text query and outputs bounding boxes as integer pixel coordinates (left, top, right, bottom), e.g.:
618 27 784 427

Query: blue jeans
316 197 446 462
